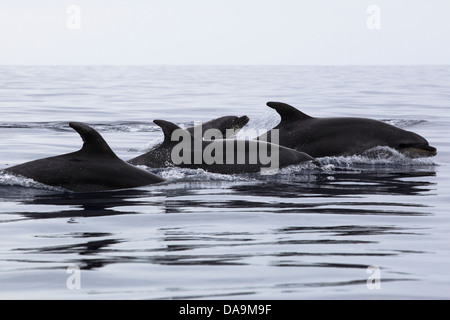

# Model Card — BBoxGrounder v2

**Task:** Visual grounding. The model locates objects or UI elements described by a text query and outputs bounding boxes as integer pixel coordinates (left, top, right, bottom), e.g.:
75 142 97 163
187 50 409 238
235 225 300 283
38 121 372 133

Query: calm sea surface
0 65 449 299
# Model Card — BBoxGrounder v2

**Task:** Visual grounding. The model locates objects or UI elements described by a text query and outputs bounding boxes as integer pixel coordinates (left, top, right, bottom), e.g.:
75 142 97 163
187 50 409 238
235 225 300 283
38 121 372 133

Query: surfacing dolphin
4 122 165 192
128 119 318 174
186 115 250 138
128 115 250 166
257 102 437 158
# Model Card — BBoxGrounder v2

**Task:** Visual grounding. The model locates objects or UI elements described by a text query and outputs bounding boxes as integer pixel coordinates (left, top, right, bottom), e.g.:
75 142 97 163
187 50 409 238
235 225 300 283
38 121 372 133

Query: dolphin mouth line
232 116 250 131
405 146 437 157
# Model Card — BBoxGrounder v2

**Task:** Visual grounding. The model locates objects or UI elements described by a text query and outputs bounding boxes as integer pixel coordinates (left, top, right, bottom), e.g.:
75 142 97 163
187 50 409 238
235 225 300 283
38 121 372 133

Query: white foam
318 146 437 167
0 171 65 191
152 167 258 183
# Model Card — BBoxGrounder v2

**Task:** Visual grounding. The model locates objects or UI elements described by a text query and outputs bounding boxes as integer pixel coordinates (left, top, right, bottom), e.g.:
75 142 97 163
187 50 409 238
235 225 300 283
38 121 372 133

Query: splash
157 167 254 182
235 109 280 140
0 171 65 192
318 146 437 169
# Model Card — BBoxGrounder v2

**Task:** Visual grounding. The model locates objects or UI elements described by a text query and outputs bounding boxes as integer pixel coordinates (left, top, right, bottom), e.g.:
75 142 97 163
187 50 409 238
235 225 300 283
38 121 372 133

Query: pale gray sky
0 0 449 65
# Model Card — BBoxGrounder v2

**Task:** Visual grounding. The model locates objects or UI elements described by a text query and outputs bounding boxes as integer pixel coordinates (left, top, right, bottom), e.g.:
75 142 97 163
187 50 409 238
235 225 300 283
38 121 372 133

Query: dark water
0 66 449 299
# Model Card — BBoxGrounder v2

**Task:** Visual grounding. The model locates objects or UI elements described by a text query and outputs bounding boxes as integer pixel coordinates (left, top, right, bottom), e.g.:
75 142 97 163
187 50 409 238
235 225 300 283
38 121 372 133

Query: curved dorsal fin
153 120 190 143
266 102 312 122
69 122 117 157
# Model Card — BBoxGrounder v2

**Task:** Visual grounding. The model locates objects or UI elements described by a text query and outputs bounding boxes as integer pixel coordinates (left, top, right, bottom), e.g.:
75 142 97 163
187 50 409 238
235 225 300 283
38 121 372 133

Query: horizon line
0 63 449 67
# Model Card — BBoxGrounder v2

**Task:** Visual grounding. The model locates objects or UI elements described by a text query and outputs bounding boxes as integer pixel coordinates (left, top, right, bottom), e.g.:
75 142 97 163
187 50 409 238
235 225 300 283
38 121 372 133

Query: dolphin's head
190 115 250 138
395 131 437 158
218 115 250 137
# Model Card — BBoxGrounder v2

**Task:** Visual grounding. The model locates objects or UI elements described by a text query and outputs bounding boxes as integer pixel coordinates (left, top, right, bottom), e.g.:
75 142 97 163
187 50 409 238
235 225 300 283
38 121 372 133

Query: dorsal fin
69 122 117 157
266 102 312 122
153 120 192 143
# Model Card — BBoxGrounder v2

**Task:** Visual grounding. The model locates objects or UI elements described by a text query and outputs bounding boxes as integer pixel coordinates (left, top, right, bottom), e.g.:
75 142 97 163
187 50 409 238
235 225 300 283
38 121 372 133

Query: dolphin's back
6 122 164 192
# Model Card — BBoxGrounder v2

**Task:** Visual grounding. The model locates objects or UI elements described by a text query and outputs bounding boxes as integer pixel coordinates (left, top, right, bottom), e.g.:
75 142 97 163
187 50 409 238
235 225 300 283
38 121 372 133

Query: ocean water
0 65 449 299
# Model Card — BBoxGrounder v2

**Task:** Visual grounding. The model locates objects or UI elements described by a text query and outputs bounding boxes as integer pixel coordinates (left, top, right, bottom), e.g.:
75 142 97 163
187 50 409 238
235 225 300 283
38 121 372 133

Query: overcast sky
0 0 449 65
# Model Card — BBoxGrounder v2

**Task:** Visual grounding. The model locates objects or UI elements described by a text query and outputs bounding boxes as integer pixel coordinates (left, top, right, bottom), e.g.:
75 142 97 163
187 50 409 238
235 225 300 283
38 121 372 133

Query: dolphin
4 122 165 192
127 115 249 166
186 115 250 138
128 119 318 174
257 102 437 158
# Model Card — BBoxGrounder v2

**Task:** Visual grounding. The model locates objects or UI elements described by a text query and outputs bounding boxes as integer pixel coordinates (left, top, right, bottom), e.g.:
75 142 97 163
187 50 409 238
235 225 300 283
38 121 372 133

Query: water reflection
157 169 436 216
1 188 157 220
1 166 437 218
0 167 436 296
15 224 415 270
236 169 437 197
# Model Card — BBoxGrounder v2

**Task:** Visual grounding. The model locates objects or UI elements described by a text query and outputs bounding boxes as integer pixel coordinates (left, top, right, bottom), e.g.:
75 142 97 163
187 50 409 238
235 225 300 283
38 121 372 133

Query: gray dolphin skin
4 122 165 192
128 115 250 166
257 102 437 158
128 119 318 174
186 115 250 138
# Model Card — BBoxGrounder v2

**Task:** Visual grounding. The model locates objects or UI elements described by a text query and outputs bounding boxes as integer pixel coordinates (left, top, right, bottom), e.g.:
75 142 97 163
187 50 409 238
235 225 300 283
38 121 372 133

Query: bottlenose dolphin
187 115 250 138
4 122 165 192
257 102 437 158
127 115 249 166
128 119 318 174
